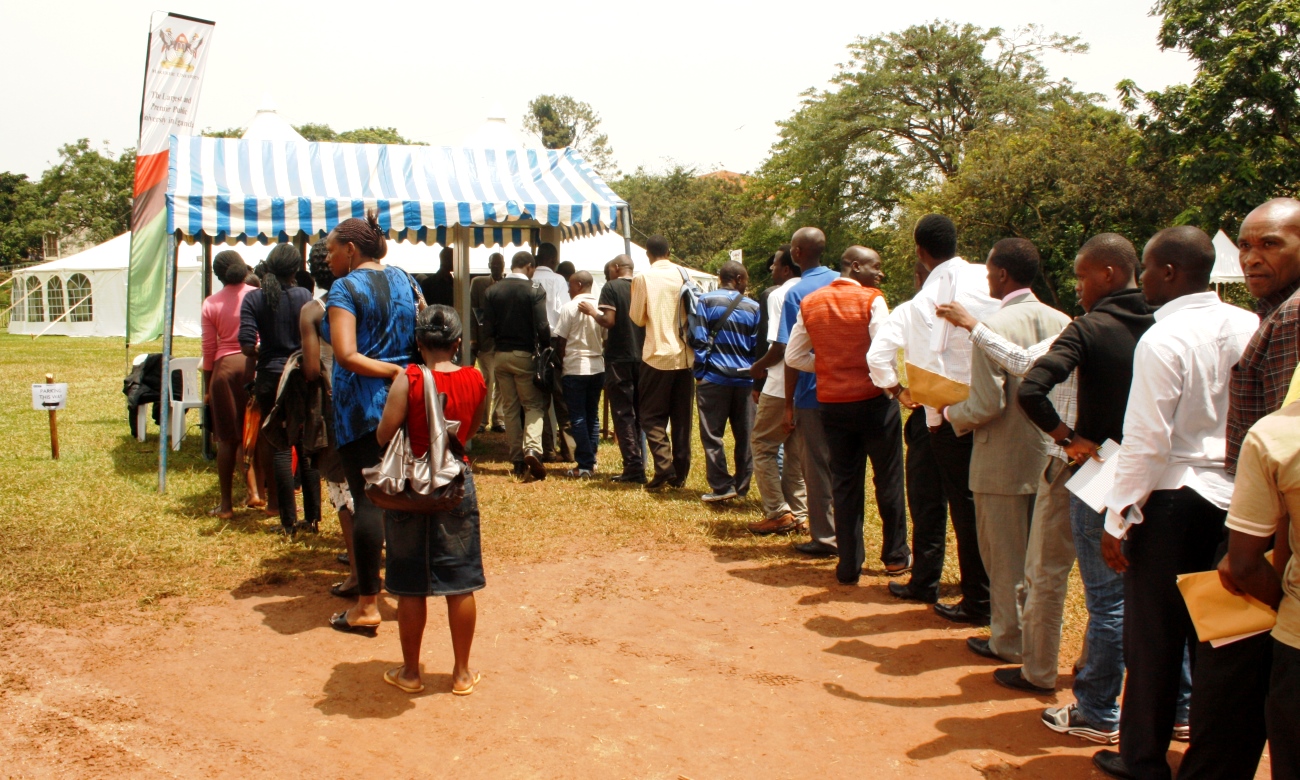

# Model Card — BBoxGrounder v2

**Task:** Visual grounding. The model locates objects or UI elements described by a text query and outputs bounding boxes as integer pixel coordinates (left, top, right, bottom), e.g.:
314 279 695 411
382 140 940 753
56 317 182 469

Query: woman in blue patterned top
322 212 418 635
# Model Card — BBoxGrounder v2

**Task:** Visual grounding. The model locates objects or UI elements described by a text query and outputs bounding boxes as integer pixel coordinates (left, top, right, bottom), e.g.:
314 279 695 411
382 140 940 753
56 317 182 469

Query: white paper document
1064 439 1122 513
929 274 956 354
1209 628 1272 648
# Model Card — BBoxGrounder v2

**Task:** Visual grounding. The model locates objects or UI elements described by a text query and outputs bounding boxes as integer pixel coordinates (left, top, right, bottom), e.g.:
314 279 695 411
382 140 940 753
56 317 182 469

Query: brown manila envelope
1176 565 1277 643
904 362 970 409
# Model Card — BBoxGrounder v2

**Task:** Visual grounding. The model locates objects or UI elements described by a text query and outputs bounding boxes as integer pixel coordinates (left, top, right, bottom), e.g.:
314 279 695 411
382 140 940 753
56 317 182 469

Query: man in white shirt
534 243 573 463
554 271 605 478
867 214 1000 625
747 246 807 534
1092 227 1260 780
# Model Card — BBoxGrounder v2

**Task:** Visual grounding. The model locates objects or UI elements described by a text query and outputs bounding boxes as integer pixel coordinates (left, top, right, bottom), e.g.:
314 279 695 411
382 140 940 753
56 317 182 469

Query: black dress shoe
966 636 1002 661
610 473 647 484
888 581 938 604
793 540 837 558
1092 750 1136 780
992 666 1054 694
934 602 991 625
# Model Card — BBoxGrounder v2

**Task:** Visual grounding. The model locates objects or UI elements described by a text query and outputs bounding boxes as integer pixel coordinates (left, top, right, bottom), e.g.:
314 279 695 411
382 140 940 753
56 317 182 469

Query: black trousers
1119 487 1225 780
696 380 754 496
821 395 909 582
542 352 573 459
605 361 644 478
1177 633 1271 779
928 420 989 614
1267 640 1300 780
255 372 320 532
639 365 694 488
904 410 948 600
338 432 385 596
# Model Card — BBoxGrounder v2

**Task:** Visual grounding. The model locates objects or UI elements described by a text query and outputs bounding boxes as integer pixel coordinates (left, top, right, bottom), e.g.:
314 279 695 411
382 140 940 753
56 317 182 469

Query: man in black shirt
420 247 456 308
483 250 551 481
580 254 646 481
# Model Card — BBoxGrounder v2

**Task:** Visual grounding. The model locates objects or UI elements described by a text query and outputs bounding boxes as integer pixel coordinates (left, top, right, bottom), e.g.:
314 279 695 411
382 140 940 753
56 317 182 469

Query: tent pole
158 231 179 494
620 206 632 258
201 235 214 462
455 226 471 366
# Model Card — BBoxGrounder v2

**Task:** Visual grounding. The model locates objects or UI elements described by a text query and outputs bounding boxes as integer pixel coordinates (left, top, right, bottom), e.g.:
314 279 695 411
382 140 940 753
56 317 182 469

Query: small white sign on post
32 383 68 411
729 249 743 264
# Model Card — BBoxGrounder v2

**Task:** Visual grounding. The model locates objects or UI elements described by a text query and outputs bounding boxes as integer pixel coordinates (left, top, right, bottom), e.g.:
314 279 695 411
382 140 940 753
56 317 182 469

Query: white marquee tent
1211 229 1245 284
8 233 203 338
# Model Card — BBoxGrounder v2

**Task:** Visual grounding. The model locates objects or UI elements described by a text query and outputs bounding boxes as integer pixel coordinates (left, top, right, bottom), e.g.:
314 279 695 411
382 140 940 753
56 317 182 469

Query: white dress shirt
531 266 571 330
865 257 999 426
1103 291 1260 538
761 277 801 399
784 285 888 374
554 293 605 376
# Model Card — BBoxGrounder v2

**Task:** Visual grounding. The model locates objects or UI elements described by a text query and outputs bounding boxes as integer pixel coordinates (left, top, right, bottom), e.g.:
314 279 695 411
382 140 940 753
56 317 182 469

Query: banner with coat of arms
126 12 215 345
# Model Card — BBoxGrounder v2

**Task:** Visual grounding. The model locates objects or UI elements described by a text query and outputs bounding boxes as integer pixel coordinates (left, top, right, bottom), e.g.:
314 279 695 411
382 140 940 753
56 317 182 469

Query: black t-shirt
419 271 455 307
599 277 645 364
238 286 312 374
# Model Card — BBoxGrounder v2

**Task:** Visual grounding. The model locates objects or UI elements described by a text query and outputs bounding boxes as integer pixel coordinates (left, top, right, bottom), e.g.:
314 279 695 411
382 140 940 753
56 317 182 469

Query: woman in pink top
201 250 254 519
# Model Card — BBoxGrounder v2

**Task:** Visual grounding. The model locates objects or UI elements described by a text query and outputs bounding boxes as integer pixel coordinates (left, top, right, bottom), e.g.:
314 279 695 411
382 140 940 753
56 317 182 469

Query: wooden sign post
31 373 66 460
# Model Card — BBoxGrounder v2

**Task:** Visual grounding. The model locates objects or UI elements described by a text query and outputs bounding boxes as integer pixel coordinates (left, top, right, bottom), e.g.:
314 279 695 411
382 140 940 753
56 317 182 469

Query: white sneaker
1041 703 1119 745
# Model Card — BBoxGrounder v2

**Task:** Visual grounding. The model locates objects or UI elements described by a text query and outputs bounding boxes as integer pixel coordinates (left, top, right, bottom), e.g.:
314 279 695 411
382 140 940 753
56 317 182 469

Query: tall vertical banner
126 13 215 345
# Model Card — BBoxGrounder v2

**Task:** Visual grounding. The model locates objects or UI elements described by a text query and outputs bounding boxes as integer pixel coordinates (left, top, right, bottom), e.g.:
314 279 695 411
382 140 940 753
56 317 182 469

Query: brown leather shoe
747 512 798 536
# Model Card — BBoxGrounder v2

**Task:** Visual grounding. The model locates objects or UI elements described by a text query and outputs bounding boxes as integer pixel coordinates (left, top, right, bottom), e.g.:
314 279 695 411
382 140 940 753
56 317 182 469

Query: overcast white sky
1 0 1196 180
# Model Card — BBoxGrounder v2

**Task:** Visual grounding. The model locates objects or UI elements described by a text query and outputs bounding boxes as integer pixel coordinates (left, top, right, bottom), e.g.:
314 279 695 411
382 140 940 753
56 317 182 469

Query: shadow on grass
823 672 1056 711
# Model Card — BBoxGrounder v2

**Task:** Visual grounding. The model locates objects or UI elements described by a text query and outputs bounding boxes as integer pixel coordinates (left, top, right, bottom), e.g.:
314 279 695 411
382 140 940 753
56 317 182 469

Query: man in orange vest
785 246 910 585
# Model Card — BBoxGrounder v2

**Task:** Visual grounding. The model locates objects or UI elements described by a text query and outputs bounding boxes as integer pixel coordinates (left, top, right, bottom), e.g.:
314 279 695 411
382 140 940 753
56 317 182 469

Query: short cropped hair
988 238 1041 286
646 235 670 259
914 215 957 261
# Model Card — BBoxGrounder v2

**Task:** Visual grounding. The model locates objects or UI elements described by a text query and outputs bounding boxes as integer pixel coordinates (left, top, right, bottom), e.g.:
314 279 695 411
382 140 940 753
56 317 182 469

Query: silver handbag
362 366 466 513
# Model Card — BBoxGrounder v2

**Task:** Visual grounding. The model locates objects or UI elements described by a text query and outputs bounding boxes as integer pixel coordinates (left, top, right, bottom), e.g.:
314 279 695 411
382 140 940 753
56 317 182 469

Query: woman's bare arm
299 301 324 382
376 372 410 446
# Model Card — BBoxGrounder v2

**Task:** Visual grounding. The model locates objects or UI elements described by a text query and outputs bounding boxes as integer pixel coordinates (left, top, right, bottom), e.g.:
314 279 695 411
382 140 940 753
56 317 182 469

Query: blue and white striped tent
165 136 628 246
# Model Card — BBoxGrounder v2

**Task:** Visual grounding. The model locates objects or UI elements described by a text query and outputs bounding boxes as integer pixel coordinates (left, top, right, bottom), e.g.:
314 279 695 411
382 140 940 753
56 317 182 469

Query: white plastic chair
133 354 150 442
168 357 204 451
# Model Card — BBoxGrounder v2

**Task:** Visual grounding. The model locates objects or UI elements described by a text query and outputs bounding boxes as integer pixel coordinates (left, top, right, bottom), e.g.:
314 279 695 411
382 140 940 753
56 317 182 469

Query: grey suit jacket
946 293 1071 495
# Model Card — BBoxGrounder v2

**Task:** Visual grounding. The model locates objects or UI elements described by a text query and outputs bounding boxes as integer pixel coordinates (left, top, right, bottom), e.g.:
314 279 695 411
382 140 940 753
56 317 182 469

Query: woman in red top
376 304 486 695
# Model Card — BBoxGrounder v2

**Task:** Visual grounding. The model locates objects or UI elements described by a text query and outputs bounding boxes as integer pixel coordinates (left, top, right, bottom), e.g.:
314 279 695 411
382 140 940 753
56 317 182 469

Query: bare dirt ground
3 547 1264 780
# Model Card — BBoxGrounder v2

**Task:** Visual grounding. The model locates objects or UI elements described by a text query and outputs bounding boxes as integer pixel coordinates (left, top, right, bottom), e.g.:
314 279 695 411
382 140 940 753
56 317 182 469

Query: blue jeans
1070 495 1125 731
562 372 604 471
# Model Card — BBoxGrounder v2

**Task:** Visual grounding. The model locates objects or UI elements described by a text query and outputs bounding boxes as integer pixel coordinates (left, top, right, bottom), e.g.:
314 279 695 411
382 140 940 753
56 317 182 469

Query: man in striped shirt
692 261 762 503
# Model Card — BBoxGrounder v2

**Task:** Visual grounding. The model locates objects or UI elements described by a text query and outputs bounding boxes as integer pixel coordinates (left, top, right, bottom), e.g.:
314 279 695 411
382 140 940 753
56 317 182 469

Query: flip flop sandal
207 507 234 520
329 611 378 637
452 671 482 696
383 666 424 694
330 582 360 599
336 552 350 566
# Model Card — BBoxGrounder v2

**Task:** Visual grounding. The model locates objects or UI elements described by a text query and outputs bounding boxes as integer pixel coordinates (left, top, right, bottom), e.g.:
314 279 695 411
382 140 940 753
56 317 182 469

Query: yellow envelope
1176 569 1277 643
904 362 970 409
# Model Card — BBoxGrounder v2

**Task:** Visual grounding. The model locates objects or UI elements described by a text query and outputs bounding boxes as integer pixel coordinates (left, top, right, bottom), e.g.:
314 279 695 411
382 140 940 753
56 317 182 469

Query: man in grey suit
943 239 1070 665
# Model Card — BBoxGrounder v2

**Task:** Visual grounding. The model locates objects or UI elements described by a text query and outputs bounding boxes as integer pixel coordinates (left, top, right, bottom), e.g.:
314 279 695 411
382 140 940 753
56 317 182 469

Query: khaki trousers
1020 456 1076 688
495 350 546 463
974 491 1035 662
476 350 504 428
751 393 806 521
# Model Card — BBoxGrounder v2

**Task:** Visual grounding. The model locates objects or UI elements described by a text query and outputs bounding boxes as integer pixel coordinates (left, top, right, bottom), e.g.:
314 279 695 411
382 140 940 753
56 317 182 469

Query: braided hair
330 210 387 261
261 243 301 311
307 239 336 292
212 250 248 286
414 304 462 352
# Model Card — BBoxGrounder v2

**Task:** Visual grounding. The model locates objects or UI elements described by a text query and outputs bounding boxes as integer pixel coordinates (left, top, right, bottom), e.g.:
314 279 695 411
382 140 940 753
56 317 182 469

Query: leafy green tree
1119 0 1300 230
201 127 245 138
524 94 617 177
335 127 423 145
757 22 1085 243
0 172 39 263
886 104 1184 312
612 166 753 268
293 123 338 142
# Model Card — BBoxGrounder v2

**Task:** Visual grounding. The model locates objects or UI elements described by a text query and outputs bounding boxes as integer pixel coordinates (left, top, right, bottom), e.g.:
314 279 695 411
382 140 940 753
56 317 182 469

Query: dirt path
2 549 1261 779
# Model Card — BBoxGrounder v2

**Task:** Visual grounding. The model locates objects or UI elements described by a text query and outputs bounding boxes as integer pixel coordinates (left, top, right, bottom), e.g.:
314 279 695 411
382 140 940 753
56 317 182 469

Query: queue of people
198 203 1299 777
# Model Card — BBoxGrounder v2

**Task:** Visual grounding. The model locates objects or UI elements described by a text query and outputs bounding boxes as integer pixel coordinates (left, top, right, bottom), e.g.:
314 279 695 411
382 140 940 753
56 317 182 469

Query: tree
201 127 244 138
1119 0 1300 230
205 124 425 144
524 95 618 177
757 22 1086 244
0 172 39 264
612 166 754 268
886 104 1185 312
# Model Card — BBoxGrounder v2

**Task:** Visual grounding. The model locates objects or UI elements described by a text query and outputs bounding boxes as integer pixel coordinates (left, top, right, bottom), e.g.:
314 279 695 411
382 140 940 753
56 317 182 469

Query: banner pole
158 231 178 493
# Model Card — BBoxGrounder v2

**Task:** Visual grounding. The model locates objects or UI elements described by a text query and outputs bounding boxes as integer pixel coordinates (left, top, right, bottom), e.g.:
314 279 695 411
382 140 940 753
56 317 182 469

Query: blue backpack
677 266 708 349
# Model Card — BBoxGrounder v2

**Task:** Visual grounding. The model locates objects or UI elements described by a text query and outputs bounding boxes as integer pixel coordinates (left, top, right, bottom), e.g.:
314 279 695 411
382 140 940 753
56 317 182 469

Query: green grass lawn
0 334 1083 658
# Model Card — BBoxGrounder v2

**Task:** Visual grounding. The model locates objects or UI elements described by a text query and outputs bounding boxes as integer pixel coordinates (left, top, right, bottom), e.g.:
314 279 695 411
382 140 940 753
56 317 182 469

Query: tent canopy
1211 229 1244 284
166 136 627 247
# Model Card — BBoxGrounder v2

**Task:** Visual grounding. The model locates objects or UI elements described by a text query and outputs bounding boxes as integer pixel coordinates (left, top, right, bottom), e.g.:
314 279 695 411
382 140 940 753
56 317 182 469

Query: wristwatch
1055 428 1075 448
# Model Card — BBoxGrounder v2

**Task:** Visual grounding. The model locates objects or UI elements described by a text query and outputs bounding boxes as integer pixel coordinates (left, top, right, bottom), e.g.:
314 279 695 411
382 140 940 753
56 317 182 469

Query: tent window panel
46 276 65 321
25 277 43 322
67 274 92 322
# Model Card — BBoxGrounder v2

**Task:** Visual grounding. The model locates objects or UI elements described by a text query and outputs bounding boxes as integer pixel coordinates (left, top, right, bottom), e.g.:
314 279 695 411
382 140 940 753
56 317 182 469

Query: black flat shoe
330 581 359 599
1092 750 1136 780
793 541 837 558
888 581 938 604
992 667 1054 695
610 473 647 484
966 637 1002 661
329 611 378 637
934 602 991 625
